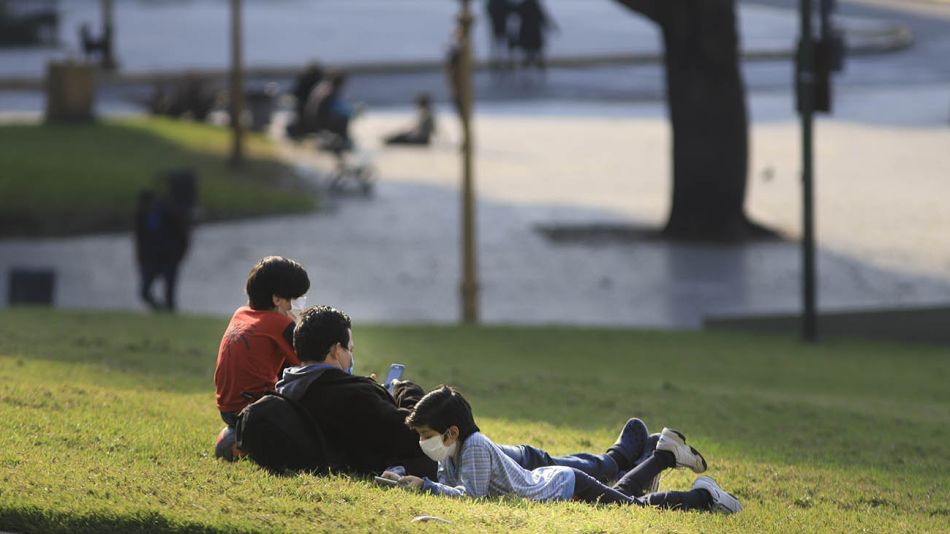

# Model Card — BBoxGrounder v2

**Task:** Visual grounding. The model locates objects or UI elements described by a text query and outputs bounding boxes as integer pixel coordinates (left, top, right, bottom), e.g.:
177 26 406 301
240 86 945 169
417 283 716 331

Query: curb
0 23 912 91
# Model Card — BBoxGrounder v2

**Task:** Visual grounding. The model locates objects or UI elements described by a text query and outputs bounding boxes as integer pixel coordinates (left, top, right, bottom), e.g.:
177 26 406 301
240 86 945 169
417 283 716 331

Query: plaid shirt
422 432 575 501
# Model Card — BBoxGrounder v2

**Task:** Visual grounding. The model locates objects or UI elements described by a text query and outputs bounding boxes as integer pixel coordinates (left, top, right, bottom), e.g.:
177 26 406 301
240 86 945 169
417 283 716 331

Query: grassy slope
0 309 948 533
0 118 315 237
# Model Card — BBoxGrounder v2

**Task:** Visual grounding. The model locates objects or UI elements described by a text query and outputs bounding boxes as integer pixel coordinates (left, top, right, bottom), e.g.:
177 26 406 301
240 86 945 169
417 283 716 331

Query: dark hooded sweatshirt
277 364 436 478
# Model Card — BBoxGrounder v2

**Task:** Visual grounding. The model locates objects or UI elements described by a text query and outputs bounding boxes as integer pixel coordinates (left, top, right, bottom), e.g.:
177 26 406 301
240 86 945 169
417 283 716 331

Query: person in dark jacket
303 70 355 150
286 62 325 139
277 305 434 477
486 0 515 69
277 305 665 482
515 0 555 70
134 188 189 312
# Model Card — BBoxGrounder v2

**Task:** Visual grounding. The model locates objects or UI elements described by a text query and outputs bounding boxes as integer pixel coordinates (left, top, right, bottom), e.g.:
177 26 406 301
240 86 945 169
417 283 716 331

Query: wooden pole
100 0 117 70
229 0 245 166
457 0 479 324
457 0 479 323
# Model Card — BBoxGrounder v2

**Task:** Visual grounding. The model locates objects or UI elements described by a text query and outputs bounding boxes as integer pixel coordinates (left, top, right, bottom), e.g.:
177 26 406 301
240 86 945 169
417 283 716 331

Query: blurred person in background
383 93 436 146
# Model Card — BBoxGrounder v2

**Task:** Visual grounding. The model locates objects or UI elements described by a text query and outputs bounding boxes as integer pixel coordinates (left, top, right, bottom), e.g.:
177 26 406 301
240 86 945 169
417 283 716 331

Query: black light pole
797 0 818 342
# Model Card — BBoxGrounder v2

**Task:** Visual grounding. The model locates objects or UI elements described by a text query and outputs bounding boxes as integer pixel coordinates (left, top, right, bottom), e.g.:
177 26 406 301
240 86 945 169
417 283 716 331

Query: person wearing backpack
213 256 311 461
275 305 681 484
275 305 435 477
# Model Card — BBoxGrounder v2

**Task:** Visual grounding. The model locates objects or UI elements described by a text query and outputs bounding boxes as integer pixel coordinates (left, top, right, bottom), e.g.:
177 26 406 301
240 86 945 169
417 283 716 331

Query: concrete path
3 81 949 328
0 0 909 83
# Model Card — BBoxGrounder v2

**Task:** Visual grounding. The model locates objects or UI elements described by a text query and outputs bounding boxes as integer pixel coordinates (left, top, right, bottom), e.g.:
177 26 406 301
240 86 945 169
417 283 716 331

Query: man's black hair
405 385 480 441
245 256 310 310
293 305 352 362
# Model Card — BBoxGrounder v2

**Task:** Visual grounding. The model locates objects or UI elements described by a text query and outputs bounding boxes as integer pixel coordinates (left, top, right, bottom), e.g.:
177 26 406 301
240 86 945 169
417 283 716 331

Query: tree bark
616 0 762 241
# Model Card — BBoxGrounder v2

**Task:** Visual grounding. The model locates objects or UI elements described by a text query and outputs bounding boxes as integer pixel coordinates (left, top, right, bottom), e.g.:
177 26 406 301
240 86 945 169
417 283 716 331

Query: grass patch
0 308 948 533
0 117 315 237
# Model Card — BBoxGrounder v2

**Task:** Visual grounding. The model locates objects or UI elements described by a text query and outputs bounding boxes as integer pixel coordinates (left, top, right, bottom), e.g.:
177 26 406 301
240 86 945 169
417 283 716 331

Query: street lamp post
458 0 479 323
100 0 117 70
797 0 817 342
229 0 246 166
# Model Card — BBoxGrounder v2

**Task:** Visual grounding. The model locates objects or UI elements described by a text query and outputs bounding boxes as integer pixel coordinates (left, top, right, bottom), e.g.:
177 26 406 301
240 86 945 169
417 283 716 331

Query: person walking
515 0 556 71
486 0 515 72
133 188 189 312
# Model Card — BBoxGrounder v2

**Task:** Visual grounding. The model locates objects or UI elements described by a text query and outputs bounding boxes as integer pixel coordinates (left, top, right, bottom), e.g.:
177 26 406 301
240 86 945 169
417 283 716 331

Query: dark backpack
234 387 340 475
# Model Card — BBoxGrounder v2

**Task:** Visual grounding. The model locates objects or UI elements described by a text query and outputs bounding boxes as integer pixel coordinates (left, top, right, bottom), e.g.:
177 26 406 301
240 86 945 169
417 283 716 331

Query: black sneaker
607 418 649 470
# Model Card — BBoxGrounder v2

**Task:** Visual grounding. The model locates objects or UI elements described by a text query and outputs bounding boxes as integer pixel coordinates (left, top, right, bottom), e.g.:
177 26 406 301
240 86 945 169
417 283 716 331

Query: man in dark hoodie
276 305 664 482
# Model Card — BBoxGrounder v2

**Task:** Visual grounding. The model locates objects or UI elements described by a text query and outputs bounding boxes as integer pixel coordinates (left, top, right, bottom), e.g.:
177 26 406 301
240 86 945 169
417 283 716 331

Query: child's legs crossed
571 469 636 505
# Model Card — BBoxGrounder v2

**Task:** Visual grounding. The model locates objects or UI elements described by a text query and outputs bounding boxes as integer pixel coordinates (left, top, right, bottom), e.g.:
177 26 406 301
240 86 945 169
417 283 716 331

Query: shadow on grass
0 119 315 238
0 506 238 534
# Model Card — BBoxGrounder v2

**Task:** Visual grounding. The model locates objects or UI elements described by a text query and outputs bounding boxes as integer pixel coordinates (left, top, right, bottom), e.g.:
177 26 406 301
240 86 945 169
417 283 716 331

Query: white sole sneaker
692 476 742 514
656 428 707 473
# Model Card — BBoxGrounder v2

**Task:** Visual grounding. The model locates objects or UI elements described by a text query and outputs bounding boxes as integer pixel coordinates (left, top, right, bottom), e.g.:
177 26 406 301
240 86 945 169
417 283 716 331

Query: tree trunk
616 0 761 241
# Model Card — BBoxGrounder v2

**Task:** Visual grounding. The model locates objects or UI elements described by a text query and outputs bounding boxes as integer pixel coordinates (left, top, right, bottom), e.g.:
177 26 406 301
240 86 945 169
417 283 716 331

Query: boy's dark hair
245 256 310 310
405 385 480 441
293 305 352 362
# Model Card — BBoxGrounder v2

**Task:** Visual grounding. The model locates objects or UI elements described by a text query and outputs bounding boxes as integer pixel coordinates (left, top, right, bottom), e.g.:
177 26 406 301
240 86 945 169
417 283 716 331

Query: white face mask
290 296 307 315
419 433 458 462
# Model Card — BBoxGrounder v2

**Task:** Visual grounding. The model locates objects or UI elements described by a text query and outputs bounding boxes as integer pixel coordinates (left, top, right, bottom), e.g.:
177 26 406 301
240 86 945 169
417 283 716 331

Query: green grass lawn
0 309 948 533
0 118 315 238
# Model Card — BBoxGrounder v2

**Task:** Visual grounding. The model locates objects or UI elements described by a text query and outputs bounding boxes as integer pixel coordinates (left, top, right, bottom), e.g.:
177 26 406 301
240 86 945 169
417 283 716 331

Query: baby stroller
289 76 376 195
315 129 375 196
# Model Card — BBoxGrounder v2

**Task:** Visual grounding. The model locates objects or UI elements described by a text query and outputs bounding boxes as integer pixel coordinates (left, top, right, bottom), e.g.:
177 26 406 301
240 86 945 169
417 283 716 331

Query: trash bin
45 60 97 122
8 268 56 306
245 83 278 132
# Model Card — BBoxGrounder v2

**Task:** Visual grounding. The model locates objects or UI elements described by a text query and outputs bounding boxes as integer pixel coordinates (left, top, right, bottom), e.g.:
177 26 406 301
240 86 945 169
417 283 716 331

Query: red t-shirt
214 306 300 414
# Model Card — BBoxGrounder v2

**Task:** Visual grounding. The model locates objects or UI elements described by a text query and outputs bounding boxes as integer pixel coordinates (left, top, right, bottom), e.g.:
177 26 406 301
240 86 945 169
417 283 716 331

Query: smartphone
384 363 406 393
374 476 399 487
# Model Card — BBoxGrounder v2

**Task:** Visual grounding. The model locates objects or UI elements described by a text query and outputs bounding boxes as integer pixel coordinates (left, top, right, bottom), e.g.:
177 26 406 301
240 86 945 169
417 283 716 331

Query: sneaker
607 418 649 470
656 428 707 473
692 476 742 514
214 426 245 462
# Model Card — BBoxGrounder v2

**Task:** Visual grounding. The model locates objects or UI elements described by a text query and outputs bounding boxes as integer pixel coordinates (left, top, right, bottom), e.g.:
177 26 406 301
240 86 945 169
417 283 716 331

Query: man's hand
398 475 424 491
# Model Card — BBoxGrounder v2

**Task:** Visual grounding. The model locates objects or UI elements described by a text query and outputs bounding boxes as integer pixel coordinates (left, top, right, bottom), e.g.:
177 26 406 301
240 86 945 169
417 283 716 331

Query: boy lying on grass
381 386 741 514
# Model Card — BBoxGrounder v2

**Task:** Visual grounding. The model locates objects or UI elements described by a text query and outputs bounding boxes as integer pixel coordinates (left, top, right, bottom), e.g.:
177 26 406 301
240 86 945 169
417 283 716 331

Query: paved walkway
3 82 949 328
0 0 909 83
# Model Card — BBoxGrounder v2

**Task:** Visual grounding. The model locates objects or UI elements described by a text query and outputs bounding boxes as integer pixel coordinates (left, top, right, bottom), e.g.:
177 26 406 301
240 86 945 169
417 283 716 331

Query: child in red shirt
213 256 310 460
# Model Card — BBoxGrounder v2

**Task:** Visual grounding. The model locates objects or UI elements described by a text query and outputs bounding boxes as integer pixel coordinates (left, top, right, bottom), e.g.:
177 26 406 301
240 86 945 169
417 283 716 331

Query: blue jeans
497 432 660 484
497 444 620 483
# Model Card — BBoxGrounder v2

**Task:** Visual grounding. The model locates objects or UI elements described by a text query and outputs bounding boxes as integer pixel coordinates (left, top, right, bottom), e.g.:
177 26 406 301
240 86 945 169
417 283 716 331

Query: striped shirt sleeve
423 439 492 497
